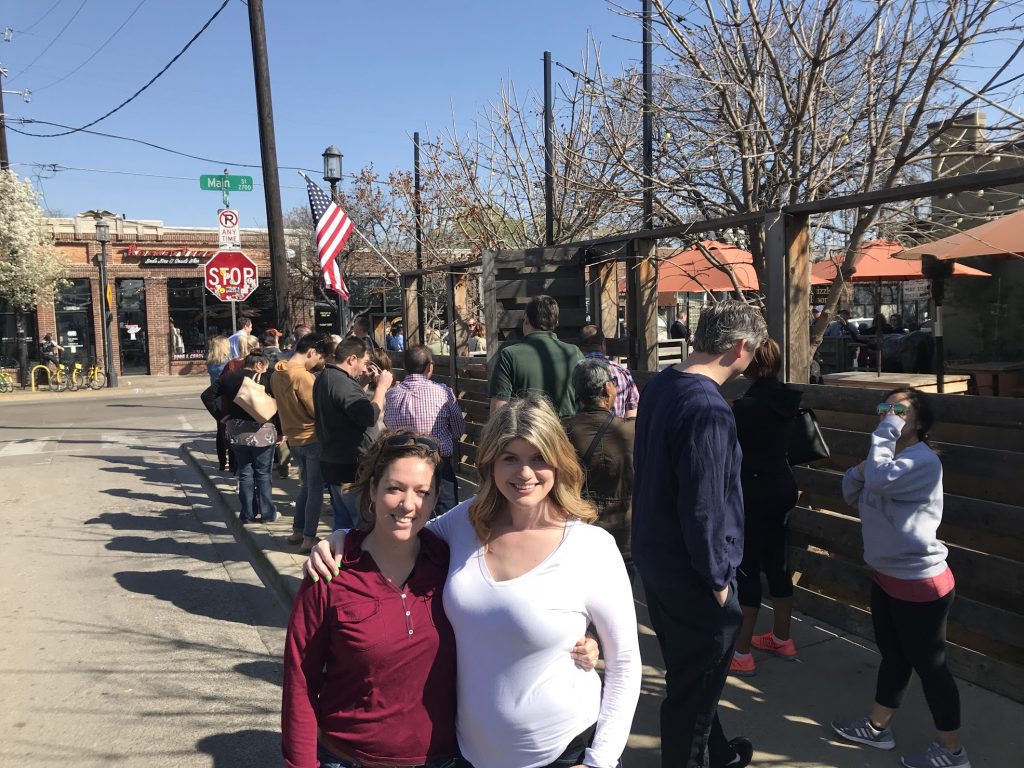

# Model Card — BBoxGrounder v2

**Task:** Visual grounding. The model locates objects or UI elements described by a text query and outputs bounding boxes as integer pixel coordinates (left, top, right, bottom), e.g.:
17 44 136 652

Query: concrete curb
181 439 333 606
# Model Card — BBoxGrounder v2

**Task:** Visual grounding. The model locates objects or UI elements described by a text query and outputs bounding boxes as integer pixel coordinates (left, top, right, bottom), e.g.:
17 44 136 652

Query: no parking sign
218 209 240 248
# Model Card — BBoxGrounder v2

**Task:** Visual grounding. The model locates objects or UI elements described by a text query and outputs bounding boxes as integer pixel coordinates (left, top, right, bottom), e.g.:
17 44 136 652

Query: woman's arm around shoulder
579 527 642 768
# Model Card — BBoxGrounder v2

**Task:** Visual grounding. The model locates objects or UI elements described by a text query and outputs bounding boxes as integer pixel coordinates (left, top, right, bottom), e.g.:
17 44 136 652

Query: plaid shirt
383 374 466 458
585 351 639 418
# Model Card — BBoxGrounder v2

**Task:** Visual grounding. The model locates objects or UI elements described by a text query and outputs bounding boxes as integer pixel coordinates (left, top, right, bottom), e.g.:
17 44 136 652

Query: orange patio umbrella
652 240 829 295
811 240 990 281
895 209 1024 261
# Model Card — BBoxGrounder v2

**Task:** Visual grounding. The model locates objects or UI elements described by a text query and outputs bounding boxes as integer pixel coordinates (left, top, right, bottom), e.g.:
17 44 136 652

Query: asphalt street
0 386 288 768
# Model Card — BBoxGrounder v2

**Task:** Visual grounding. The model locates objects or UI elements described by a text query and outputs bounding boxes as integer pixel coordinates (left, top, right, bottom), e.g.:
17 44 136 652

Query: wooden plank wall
392 352 1024 703
786 385 1024 702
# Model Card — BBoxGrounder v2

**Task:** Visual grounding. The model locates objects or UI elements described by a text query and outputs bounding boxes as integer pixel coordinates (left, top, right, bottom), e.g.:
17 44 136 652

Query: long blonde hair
469 395 597 544
206 336 230 365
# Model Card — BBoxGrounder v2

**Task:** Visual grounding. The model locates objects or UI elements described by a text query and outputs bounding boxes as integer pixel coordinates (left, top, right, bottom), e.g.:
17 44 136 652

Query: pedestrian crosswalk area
0 431 153 458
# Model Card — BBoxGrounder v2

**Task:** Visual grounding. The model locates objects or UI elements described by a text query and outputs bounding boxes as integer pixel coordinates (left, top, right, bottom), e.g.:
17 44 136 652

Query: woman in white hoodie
832 387 968 768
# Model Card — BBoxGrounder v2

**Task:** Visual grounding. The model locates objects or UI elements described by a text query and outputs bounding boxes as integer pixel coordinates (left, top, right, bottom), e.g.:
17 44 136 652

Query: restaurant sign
125 242 215 267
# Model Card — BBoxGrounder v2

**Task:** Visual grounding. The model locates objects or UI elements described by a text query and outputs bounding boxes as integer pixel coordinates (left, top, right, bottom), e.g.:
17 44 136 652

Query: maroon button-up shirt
281 528 457 768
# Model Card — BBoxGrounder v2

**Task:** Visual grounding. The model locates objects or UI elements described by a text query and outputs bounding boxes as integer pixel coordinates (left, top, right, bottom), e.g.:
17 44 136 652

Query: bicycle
0 357 16 393
69 361 85 391
84 359 106 390
49 363 70 392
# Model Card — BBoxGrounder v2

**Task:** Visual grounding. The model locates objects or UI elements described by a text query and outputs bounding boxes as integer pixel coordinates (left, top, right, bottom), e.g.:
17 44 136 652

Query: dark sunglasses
876 403 910 417
384 434 441 453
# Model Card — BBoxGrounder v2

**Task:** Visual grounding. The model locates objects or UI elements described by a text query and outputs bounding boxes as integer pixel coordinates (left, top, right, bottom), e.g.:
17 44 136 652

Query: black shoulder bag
787 408 830 466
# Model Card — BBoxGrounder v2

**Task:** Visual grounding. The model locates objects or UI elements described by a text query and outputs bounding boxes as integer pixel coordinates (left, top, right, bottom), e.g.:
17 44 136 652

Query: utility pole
642 0 654 229
0 67 10 170
543 51 555 246
413 131 426 343
246 0 289 331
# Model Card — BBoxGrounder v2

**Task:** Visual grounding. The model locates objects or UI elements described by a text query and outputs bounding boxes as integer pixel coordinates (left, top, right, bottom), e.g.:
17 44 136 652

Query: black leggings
871 582 961 731
736 512 793 608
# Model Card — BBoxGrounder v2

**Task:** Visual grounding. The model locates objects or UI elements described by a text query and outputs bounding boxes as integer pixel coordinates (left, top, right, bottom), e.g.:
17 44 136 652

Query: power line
7 0 90 83
15 160 308 190
17 0 65 35
34 0 150 93
12 0 231 136
8 118 395 185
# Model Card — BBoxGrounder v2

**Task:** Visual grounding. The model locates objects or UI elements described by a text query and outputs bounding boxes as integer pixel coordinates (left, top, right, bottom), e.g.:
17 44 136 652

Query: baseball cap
813 305 824 313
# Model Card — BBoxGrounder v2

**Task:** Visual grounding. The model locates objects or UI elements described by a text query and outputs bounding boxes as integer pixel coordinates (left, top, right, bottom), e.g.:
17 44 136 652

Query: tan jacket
270 360 317 445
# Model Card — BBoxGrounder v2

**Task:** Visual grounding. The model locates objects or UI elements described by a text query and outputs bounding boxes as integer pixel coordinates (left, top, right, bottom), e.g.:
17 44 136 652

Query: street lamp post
94 220 118 387
322 145 346 335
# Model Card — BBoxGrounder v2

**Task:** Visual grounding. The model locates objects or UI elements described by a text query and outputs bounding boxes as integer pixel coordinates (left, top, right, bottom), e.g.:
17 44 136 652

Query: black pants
736 510 793 608
643 574 742 768
871 582 961 731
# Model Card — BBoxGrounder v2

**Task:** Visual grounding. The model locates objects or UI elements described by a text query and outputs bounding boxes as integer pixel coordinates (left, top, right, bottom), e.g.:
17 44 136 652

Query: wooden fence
389 351 1024 702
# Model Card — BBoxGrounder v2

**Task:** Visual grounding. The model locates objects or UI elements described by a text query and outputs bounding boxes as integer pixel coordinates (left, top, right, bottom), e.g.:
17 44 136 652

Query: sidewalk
182 437 1022 768
1 374 207 404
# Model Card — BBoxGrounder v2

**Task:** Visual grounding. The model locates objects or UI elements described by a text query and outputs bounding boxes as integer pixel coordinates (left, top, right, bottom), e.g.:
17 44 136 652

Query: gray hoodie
842 415 947 580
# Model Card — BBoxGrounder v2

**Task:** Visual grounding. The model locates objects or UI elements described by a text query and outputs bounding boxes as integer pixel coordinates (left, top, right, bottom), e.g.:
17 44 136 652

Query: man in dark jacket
563 358 635 557
313 337 393 491
632 301 767 768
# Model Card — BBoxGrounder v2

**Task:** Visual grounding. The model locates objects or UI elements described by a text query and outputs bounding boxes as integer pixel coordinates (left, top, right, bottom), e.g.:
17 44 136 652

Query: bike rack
30 364 51 392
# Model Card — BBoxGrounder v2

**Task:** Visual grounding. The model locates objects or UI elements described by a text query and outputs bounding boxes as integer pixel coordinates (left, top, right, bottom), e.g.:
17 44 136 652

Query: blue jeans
329 484 359 531
317 745 457 768
231 443 276 522
290 441 325 538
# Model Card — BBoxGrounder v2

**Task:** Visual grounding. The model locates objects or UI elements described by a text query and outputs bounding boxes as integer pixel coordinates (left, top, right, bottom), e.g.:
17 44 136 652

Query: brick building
23 215 275 377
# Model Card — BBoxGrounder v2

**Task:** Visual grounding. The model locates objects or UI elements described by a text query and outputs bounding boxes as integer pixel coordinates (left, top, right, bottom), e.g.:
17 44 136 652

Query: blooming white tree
0 170 68 379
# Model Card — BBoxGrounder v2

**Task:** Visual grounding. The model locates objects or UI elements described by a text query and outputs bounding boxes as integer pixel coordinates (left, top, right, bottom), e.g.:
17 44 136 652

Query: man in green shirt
488 295 584 418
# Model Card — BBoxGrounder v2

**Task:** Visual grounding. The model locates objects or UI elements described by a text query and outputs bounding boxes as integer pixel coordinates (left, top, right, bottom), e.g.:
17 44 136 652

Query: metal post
97 242 118 387
230 300 237 340
543 51 555 246
247 0 290 332
414 131 426 342
642 0 654 229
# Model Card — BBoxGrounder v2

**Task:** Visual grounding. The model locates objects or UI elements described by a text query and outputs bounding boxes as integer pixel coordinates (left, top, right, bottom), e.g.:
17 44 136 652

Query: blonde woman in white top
308 396 641 768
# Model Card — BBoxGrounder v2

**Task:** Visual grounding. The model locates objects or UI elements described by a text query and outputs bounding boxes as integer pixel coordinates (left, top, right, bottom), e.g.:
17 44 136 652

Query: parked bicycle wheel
0 376 13 394
50 371 68 392
88 371 106 390
70 370 85 390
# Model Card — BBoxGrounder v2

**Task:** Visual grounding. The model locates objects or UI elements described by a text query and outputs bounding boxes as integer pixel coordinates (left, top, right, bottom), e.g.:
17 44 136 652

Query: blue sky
2 0 639 227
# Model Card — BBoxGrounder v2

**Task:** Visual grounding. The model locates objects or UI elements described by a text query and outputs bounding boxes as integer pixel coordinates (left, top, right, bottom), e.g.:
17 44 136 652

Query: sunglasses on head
876 403 910 417
384 434 441 453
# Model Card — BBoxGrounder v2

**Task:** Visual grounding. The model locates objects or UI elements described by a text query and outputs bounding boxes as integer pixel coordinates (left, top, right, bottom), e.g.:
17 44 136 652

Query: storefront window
167 278 207 360
203 278 276 340
0 297 36 365
55 278 96 366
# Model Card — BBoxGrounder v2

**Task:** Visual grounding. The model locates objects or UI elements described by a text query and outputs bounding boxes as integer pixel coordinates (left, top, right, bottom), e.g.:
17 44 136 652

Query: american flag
303 173 352 300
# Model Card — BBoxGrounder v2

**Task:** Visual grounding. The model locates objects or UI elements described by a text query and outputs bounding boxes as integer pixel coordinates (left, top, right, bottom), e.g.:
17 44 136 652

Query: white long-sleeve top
428 500 641 768
841 414 947 579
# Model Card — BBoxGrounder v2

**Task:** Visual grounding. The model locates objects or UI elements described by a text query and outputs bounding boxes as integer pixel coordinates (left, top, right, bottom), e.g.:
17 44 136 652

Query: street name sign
199 174 254 192
204 250 259 302
218 208 241 248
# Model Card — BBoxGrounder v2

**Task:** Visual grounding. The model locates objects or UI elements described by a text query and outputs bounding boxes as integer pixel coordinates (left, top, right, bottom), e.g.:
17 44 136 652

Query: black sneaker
724 737 753 768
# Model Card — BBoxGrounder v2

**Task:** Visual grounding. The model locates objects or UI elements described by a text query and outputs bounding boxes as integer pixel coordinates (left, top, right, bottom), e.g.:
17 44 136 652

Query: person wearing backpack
563 358 635 560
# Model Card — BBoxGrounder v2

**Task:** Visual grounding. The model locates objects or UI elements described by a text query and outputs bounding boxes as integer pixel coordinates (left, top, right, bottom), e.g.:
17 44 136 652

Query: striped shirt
585 351 640 418
383 374 466 458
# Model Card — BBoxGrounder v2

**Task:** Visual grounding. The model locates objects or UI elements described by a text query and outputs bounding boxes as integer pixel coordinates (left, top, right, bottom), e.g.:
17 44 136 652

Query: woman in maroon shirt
281 432 458 768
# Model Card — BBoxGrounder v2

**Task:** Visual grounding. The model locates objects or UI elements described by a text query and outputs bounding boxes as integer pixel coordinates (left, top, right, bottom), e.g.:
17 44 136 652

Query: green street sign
199 174 254 192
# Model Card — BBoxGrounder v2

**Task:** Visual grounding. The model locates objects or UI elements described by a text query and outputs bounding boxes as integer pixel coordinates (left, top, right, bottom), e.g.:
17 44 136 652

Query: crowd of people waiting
201 295 968 768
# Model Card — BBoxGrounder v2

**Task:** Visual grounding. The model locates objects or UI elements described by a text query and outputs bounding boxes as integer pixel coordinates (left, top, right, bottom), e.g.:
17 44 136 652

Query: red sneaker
729 652 756 676
751 632 798 659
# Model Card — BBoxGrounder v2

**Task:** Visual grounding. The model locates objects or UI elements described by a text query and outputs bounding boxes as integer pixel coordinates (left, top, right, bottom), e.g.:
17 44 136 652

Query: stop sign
204 250 259 302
